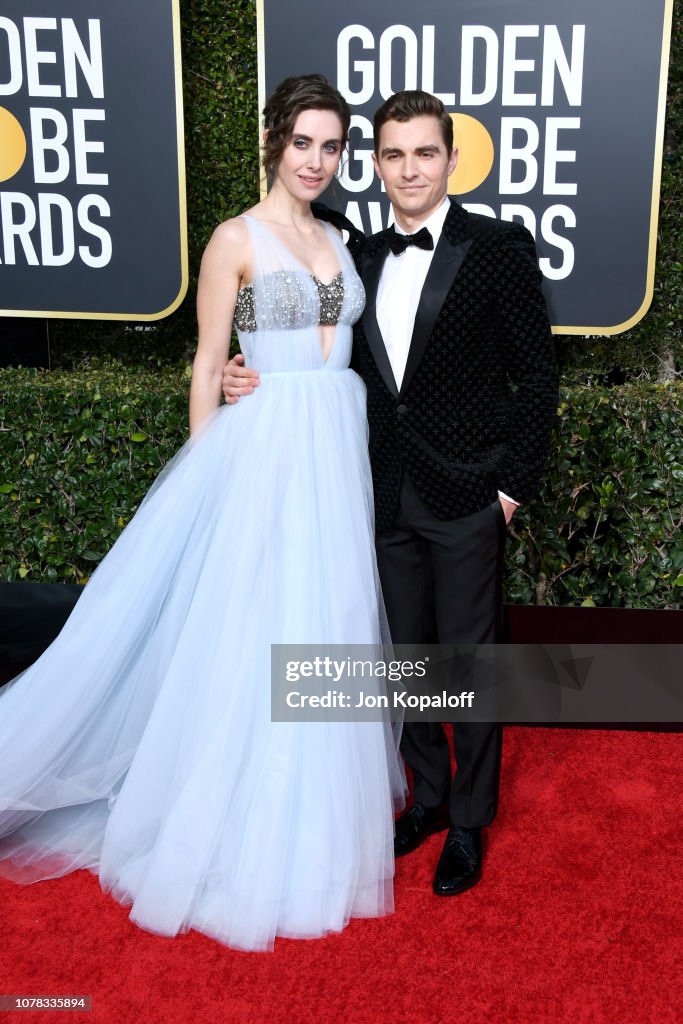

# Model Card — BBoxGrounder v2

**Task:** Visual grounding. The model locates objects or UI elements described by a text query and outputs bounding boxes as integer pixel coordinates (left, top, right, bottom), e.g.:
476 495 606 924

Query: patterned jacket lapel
399 199 473 397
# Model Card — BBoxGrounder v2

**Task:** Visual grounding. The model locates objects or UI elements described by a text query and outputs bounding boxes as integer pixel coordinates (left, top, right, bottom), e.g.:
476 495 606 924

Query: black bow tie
387 225 434 256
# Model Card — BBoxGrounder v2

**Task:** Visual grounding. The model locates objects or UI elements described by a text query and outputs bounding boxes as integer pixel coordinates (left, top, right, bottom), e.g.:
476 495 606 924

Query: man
224 90 558 896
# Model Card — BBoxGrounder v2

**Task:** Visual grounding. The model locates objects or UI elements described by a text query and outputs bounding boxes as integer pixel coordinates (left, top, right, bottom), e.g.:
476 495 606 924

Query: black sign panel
0 1 186 319
259 0 673 334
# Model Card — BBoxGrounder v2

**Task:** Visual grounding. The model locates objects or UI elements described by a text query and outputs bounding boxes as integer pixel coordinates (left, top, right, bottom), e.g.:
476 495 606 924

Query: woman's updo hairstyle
262 74 351 181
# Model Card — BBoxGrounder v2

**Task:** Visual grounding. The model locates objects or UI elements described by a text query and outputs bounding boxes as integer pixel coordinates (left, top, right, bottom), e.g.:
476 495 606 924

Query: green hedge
506 382 683 607
0 366 187 580
2 368 681 607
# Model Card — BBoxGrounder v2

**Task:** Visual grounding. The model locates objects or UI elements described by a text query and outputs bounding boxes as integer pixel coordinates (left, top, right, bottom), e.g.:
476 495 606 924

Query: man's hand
498 495 517 524
222 354 260 405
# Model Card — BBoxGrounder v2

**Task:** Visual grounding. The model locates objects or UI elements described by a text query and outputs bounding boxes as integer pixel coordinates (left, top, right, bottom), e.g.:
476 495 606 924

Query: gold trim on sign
0 0 189 321
256 0 267 200
552 0 674 336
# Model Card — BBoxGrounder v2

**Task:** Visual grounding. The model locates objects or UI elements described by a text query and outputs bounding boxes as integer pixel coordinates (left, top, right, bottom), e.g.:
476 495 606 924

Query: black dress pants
375 473 506 829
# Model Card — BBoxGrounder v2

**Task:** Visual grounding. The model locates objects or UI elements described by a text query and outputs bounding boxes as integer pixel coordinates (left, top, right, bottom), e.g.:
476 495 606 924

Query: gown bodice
233 215 365 374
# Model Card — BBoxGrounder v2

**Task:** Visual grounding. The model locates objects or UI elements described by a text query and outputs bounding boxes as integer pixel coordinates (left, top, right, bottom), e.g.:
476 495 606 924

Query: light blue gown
0 216 404 951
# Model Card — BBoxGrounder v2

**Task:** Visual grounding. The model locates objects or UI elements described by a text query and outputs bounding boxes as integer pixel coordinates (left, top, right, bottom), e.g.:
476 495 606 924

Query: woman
0 75 404 952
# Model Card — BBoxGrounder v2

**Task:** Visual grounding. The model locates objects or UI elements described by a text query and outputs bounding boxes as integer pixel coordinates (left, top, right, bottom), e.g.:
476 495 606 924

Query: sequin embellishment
234 271 345 333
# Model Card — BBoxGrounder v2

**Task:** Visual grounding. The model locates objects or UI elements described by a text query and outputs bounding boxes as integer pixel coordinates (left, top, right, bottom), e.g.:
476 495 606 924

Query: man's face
372 115 458 230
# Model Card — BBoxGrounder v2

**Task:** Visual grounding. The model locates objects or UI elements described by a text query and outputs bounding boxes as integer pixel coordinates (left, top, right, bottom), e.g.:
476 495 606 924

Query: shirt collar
393 196 450 240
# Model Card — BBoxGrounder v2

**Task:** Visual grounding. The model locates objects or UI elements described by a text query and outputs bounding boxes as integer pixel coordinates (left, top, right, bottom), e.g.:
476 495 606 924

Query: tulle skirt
0 368 405 951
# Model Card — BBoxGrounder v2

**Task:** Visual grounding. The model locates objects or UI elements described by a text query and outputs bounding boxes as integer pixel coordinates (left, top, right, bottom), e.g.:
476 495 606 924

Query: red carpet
1 728 681 1024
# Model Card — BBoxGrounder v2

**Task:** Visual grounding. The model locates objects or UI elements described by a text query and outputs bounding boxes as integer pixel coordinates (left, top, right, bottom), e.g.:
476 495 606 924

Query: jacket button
396 404 407 415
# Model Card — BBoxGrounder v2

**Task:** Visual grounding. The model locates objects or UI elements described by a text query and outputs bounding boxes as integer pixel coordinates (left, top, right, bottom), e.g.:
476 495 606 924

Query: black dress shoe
433 826 483 896
394 802 450 857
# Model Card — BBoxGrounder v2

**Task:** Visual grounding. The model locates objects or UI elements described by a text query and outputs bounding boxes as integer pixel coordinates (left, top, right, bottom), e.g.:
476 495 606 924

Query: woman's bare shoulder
208 215 251 251
200 216 254 283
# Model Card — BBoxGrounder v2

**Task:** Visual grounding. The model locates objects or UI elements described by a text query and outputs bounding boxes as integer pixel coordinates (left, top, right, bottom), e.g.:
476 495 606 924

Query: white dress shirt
376 198 450 391
375 197 519 508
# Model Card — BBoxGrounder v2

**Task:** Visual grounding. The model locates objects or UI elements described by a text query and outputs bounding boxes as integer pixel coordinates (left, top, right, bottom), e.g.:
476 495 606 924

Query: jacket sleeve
493 223 558 504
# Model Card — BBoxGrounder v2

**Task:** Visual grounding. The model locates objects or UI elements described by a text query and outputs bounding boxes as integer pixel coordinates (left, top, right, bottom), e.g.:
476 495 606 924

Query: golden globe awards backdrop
258 0 673 334
0 1 186 320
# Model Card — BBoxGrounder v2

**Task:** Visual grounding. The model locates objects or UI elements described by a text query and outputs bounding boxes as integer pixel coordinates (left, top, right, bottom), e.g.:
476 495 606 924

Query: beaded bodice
234 271 345 333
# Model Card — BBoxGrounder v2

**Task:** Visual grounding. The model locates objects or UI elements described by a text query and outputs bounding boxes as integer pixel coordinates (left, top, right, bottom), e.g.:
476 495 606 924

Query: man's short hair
373 90 454 153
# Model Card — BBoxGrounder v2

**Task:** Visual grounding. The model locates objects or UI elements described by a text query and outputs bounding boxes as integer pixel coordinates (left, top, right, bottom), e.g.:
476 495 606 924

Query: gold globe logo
448 113 494 195
0 106 27 182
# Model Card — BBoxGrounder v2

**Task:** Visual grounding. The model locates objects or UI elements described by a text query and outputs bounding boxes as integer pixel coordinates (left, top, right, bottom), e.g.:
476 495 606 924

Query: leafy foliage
506 382 683 607
1 366 187 582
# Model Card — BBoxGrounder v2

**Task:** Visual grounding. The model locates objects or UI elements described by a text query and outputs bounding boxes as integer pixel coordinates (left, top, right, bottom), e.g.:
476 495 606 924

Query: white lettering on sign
0 16 111 268
336 21 586 282
0 17 103 97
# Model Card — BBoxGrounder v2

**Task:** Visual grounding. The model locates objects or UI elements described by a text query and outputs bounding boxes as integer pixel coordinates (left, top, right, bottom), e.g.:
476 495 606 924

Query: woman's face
273 108 344 201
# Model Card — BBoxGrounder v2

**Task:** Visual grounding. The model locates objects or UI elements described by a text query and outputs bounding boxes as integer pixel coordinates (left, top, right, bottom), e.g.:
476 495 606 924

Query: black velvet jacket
315 199 558 532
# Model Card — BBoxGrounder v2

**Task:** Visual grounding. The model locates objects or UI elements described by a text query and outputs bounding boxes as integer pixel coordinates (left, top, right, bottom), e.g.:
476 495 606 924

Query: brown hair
373 90 453 153
262 74 351 180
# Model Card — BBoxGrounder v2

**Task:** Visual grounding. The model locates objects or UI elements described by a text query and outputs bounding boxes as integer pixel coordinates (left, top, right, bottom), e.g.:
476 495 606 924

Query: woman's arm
190 219 248 434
